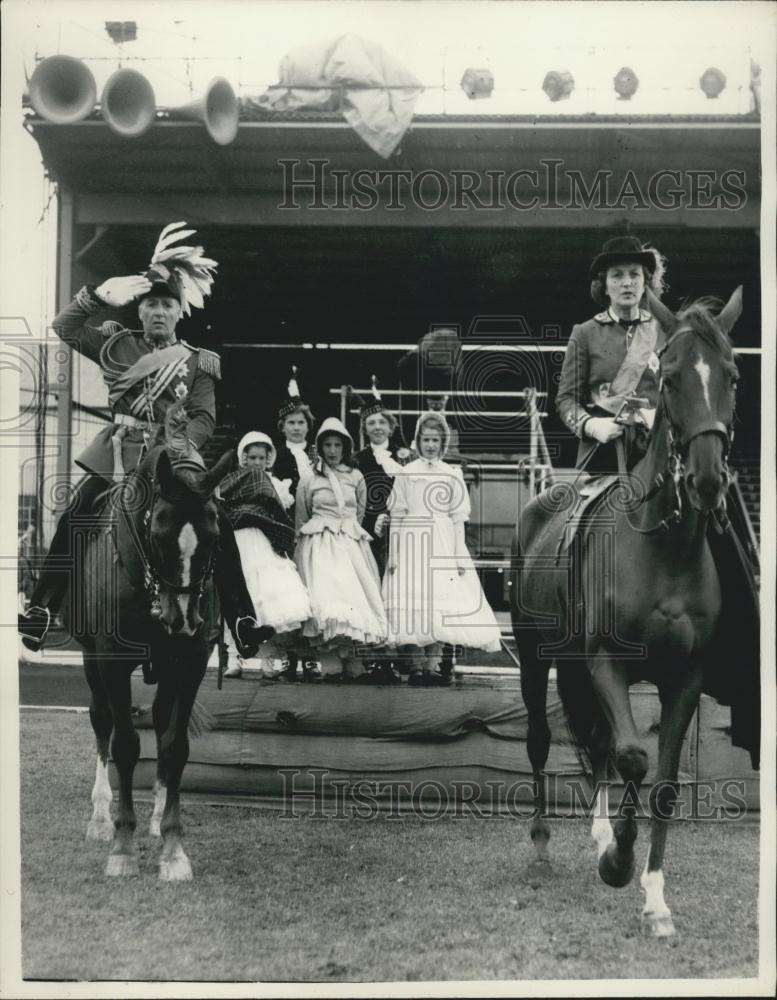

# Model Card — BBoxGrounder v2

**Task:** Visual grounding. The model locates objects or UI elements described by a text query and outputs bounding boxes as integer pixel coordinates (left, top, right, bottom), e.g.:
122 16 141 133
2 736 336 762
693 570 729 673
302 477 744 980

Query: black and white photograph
1 0 774 994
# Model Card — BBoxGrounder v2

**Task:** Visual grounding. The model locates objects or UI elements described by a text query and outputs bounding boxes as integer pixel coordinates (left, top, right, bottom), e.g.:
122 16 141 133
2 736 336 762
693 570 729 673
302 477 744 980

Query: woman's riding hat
589 236 658 277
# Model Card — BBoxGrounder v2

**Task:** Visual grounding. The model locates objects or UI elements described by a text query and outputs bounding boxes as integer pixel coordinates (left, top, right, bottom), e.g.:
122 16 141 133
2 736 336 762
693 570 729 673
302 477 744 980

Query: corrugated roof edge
23 108 761 126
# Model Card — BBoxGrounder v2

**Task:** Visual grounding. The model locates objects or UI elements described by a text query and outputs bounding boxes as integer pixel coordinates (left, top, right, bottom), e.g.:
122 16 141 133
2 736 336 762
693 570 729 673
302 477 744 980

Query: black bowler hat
590 236 658 277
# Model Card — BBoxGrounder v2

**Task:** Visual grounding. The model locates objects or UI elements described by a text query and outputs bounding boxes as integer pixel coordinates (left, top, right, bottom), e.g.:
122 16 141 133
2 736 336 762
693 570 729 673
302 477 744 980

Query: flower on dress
272 477 295 510
396 448 412 461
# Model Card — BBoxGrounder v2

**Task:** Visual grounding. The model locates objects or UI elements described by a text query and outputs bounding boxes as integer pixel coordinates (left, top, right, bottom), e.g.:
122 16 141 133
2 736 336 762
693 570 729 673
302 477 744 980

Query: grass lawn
19 709 759 983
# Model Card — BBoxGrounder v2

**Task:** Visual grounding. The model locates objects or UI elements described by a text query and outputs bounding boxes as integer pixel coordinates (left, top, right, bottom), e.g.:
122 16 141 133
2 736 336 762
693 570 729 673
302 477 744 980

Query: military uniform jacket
53 285 221 481
556 307 665 469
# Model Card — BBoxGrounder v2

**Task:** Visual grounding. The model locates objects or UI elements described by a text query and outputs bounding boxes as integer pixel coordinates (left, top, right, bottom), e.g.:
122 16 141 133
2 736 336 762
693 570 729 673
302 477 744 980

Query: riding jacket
556 307 666 469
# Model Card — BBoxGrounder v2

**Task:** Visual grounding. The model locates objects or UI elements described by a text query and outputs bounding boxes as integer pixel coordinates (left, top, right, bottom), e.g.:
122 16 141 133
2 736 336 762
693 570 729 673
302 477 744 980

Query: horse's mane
672 297 735 358
137 399 214 498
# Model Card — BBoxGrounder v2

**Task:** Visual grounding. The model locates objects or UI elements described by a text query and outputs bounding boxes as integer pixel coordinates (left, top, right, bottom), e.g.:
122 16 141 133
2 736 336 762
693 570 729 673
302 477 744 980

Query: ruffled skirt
295 527 387 649
234 527 311 635
383 517 501 652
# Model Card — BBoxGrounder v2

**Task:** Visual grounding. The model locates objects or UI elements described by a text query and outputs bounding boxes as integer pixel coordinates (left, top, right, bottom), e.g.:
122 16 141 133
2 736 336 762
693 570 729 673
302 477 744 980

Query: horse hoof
527 858 552 879
86 819 114 842
641 911 676 938
598 848 635 889
105 853 139 877
159 856 193 882
149 818 162 838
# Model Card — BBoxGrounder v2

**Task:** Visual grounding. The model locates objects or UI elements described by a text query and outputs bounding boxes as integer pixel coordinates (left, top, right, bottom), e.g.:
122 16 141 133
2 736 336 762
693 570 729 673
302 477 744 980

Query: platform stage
126 669 759 814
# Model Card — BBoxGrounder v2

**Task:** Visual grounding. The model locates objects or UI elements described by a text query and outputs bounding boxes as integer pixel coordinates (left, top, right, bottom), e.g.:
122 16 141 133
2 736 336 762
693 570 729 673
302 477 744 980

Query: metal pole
527 389 537 495
34 344 47 555
54 188 74 508
339 384 347 426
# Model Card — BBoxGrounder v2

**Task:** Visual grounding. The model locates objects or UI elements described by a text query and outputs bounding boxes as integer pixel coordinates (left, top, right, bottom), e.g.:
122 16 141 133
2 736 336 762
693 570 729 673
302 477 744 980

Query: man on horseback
18 223 269 658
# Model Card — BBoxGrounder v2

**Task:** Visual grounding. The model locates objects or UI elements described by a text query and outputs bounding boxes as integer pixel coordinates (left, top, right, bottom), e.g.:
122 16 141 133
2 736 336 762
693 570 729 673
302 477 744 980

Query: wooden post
54 187 75 507
527 388 537 496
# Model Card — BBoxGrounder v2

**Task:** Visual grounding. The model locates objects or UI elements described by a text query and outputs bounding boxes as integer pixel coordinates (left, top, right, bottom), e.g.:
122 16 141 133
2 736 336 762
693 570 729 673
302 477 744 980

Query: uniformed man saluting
19 257 270 657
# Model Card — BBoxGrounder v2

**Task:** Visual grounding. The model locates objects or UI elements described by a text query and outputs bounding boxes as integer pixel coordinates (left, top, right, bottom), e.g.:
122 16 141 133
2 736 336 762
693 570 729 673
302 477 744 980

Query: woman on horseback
556 235 669 475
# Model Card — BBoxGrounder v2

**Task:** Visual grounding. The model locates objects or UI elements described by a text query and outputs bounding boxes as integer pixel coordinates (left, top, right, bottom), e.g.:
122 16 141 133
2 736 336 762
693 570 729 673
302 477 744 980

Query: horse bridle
115 471 217 620
657 325 734 465
624 326 734 534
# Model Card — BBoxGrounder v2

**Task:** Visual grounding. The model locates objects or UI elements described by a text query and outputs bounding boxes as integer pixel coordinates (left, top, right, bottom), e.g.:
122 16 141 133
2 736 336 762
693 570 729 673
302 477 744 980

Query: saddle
552 474 620 565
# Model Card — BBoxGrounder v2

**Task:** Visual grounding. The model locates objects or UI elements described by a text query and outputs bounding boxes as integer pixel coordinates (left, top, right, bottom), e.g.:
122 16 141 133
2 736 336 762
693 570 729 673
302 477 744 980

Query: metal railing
331 384 555 492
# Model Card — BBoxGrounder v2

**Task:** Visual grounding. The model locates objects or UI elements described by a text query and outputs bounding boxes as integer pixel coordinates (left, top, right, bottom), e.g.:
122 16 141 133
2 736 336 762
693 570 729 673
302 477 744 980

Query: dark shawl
219 467 295 558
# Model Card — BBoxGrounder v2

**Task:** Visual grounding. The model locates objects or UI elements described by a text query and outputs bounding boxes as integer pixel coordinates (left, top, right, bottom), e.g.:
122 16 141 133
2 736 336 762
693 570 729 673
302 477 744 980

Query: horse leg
99 660 140 877
149 678 175 838
84 653 115 842
589 719 614 859
641 665 704 938
156 644 207 881
149 781 167 839
517 630 552 870
589 654 647 888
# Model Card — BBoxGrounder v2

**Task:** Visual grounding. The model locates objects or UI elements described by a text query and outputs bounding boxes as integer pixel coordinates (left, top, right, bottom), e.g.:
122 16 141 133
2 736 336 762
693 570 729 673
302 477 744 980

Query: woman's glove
95 275 153 308
374 513 389 538
584 417 625 444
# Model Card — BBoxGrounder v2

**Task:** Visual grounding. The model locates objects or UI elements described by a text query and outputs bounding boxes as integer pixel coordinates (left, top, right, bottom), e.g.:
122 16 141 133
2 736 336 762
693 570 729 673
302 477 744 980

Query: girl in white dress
219 431 312 676
383 412 501 685
295 417 388 681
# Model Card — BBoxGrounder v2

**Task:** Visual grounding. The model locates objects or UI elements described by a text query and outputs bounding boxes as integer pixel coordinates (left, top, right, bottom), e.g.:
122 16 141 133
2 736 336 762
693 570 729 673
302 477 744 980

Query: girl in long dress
295 417 388 681
383 412 501 685
219 431 312 677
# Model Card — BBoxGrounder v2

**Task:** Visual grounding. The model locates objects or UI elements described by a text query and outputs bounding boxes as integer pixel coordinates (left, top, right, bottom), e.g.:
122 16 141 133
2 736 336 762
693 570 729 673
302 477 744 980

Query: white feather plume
287 365 300 399
146 221 218 316
370 374 381 401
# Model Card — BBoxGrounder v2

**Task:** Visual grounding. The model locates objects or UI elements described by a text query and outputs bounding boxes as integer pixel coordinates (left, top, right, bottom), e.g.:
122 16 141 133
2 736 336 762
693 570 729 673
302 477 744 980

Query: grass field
19 709 760 984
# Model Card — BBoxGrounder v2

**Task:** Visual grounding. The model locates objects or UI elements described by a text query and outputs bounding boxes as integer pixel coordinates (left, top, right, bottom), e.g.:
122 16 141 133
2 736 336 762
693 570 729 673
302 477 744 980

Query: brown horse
75 416 231 880
511 287 758 936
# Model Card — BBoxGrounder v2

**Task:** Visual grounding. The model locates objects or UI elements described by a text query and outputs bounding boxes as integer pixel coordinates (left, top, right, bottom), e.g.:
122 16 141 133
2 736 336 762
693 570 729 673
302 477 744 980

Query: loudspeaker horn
28 55 97 124
101 68 156 137
176 77 239 145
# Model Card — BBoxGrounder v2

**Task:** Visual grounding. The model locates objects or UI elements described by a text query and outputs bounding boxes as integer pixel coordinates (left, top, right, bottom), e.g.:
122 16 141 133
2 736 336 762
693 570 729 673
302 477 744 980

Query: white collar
286 439 308 453
370 440 390 452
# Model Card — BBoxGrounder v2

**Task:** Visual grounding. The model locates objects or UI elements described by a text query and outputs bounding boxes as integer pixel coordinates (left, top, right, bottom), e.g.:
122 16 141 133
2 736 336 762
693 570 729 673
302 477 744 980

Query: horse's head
649 287 742 513
134 419 232 636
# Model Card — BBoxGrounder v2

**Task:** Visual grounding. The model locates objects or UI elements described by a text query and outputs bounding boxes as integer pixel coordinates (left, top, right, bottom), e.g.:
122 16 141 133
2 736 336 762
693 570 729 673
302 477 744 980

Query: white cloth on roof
251 33 423 158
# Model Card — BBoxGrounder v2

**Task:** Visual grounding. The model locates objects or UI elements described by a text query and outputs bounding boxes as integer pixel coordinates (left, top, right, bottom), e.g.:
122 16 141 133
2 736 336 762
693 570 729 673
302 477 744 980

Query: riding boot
19 474 108 650
214 508 274 658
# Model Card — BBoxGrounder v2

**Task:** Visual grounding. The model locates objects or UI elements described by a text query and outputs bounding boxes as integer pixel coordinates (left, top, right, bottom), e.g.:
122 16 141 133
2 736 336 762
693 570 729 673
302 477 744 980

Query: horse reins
112 472 216 620
620 327 733 535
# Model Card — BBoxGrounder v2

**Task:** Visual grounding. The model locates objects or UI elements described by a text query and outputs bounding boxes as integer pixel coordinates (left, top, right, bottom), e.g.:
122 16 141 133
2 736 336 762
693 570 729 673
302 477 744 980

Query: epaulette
193 346 222 380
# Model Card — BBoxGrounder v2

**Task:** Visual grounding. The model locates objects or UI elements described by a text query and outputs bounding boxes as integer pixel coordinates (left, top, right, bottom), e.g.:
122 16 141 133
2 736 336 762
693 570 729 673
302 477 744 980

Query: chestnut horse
511 288 758 936
73 417 231 880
